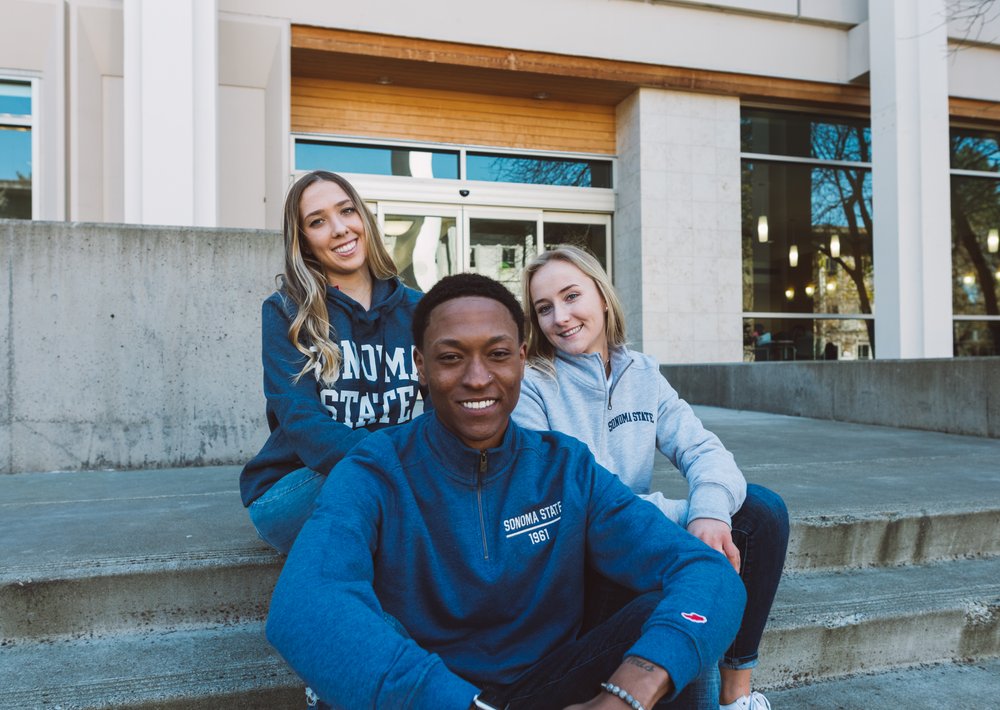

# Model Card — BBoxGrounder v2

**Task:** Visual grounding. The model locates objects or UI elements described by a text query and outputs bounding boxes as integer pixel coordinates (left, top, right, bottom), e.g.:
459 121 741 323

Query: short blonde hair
521 245 626 376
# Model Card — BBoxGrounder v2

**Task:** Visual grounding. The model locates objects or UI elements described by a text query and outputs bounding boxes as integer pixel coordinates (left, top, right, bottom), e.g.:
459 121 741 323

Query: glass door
377 204 460 292
465 209 542 296
375 202 611 293
540 212 612 279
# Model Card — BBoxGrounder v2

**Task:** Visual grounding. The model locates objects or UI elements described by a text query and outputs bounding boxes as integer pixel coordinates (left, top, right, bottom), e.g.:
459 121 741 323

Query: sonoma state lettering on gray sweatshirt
513 347 746 526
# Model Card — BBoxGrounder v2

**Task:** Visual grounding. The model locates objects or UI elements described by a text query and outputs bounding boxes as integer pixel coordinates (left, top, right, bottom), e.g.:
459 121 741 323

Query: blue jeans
582 485 789 672
478 592 719 709
248 467 325 554
723 484 789 670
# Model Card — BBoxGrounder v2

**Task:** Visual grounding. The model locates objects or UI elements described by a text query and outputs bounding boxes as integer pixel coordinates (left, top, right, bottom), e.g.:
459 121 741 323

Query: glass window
742 317 873 362
469 217 537 295
951 127 1000 173
295 140 459 179
954 320 998 357
382 213 458 292
741 109 872 163
467 152 612 188
742 108 874 360
543 221 608 268
951 127 1000 356
0 79 32 220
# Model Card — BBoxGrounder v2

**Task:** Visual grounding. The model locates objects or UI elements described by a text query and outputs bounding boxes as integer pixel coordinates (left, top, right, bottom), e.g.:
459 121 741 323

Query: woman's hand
687 517 740 572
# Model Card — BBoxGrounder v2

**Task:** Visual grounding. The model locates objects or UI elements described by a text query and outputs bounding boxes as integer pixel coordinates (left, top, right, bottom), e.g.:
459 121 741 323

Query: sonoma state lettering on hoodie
319 341 421 427
240 276 424 507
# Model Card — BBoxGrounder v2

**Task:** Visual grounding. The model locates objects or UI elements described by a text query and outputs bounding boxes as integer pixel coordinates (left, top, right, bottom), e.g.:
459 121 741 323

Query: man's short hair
413 273 525 349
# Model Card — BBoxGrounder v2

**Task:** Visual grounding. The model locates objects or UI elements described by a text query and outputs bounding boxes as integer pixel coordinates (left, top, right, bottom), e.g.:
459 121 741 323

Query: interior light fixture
829 234 841 259
826 281 837 293
962 274 976 286
988 228 999 254
788 244 799 268
757 216 769 243
805 284 816 297
784 287 795 301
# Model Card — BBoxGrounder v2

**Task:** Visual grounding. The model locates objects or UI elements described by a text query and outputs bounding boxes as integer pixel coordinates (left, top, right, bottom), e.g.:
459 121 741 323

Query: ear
414 348 427 386
517 342 527 378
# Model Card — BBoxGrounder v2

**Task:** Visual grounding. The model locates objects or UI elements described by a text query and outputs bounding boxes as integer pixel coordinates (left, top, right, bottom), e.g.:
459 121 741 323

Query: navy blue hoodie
266 412 746 709
240 276 422 506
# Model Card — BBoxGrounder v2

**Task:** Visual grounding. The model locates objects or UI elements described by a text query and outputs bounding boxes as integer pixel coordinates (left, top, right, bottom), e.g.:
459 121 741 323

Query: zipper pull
479 450 488 476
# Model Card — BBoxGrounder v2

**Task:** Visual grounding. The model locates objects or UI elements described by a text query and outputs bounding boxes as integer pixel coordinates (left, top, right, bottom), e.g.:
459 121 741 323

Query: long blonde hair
280 171 398 384
522 245 626 377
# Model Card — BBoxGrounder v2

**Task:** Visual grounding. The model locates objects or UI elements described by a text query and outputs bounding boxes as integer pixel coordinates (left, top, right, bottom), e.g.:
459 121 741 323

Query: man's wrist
605 655 672 708
600 681 647 710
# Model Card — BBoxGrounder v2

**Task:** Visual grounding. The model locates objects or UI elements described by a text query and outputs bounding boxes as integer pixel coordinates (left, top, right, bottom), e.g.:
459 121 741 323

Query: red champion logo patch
681 612 707 623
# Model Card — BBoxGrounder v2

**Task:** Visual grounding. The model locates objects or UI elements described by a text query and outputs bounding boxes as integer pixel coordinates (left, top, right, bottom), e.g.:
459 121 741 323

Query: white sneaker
720 690 772 710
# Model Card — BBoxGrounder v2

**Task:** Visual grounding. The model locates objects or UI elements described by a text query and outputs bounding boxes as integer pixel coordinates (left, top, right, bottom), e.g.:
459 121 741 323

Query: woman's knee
735 485 789 542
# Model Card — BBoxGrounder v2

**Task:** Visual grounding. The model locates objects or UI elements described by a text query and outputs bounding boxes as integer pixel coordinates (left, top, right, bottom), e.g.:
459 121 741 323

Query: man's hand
687 517 740 572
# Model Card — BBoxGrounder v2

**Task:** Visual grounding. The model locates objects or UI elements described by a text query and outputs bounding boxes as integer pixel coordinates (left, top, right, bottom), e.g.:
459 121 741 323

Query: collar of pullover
326 276 403 325
423 412 518 486
553 346 634 387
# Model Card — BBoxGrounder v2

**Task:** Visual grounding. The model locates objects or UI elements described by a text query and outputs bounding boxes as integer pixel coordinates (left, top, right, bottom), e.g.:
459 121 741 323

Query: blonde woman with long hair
512 246 788 710
241 171 423 554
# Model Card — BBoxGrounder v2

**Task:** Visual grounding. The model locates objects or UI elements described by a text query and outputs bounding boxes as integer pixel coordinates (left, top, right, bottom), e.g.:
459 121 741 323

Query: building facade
2 0 999 363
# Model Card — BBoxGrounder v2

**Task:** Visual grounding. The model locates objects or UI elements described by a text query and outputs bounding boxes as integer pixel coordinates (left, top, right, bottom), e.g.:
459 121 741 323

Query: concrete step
657 407 1000 570
0 622 302 709
764 657 1000 709
757 556 1000 688
0 467 281 642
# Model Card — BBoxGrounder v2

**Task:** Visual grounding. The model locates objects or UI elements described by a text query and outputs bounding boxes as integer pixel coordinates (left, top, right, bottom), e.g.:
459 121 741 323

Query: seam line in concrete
5 222 12 475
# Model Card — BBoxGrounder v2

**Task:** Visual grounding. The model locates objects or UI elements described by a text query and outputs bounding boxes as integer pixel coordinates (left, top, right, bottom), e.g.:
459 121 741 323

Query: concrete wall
662 359 1000 438
1 219 280 474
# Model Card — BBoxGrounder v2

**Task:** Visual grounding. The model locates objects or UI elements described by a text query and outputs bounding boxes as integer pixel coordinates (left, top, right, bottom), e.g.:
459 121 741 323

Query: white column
615 88 743 364
869 0 953 358
124 0 218 227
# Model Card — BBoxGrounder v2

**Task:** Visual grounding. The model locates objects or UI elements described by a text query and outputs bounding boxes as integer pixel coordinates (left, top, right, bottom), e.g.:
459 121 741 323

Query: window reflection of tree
484 157 592 187
0 173 31 219
810 123 875 353
951 131 1000 353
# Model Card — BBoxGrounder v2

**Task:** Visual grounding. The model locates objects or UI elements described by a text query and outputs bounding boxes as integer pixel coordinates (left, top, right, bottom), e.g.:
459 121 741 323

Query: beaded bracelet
600 682 647 710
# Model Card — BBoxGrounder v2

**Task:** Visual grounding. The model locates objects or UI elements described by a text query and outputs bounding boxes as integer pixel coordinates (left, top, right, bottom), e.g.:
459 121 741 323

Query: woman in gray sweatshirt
512 245 788 710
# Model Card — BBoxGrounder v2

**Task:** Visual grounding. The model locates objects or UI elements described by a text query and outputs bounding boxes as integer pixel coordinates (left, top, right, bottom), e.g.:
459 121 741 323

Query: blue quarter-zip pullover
266 412 746 709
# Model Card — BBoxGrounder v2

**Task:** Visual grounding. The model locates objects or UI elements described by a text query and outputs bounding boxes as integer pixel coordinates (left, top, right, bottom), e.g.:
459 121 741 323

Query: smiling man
265 273 746 710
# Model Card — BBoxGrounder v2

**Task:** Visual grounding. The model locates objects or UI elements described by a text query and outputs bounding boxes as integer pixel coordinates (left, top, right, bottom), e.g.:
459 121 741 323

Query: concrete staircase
0 467 298 708
1 408 998 708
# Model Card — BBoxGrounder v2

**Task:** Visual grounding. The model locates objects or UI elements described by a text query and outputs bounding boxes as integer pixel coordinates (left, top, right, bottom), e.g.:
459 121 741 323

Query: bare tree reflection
951 131 1000 353
809 120 875 351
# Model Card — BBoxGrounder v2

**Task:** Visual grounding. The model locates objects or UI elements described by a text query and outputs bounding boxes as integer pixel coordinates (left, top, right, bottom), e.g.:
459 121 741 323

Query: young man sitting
266 273 746 710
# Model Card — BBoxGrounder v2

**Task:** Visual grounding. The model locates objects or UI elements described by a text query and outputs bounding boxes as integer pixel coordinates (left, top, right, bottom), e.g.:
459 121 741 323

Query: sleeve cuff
626 625 702 702
687 483 737 527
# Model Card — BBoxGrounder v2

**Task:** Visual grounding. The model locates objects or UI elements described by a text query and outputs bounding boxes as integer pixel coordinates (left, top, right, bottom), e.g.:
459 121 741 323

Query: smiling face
298 179 369 285
415 296 526 451
529 258 609 361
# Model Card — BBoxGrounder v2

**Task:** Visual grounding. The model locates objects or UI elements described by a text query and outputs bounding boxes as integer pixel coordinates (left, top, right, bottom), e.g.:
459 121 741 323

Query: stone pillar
869 0 953 358
615 88 743 364
123 0 217 226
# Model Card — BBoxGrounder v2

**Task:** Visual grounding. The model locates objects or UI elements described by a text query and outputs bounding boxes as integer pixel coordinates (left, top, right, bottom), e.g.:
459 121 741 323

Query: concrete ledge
1 220 281 474
661 359 1000 438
